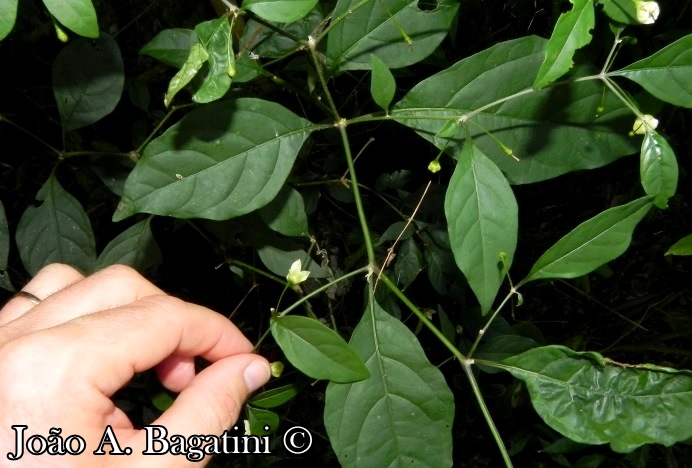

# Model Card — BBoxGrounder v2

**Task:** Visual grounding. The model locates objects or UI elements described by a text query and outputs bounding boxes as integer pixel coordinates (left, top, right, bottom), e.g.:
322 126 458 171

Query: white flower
286 259 310 285
636 1 660 24
632 114 659 135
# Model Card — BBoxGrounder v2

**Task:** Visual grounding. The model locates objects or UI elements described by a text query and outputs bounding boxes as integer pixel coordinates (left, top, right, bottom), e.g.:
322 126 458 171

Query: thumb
128 354 270 457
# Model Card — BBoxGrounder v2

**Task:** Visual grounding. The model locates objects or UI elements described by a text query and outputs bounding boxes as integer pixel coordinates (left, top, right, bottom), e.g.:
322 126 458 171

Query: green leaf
114 98 315 221
611 34 692 108
0 0 18 41
43 0 98 38
474 335 540 374
665 234 692 256
52 33 124 131
445 141 518 314
96 218 162 272
249 384 299 409
140 29 198 68
533 0 595 89
597 0 640 25
243 0 318 23
523 196 653 283
164 42 208 107
191 18 233 104
246 406 279 435
370 54 396 112
324 298 454 467
640 132 678 208
327 0 460 72
500 345 692 452
256 243 329 278
393 36 637 184
270 315 370 383
393 237 422 290
240 6 324 58
16 174 96 276
258 185 308 237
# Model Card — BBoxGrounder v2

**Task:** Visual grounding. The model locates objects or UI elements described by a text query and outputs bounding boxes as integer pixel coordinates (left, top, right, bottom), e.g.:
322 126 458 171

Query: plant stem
462 361 513 467
467 289 516 359
315 0 372 43
0 114 61 157
59 150 132 159
307 38 340 119
278 266 369 317
379 273 465 361
337 125 376 264
136 103 198 155
227 259 286 285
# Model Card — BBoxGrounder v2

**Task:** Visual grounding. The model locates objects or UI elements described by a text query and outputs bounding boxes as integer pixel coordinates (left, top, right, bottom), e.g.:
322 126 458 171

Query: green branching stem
379 273 465 361
239 9 305 45
0 114 61 157
278 266 369 317
338 125 376 264
59 150 131 159
462 361 513 467
467 288 518 359
227 258 285 285
315 0 372 43
135 102 198 155
308 38 340 119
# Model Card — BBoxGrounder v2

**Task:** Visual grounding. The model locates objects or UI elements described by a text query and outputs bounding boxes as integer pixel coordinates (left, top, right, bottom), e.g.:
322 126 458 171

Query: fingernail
244 361 271 393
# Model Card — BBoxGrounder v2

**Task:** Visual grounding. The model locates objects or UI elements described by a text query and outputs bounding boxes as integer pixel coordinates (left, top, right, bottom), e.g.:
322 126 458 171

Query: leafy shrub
1 0 691 465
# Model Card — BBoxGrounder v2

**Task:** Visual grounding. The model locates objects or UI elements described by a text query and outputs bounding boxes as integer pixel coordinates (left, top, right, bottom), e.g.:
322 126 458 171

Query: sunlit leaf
43 0 98 38
640 132 677 208
164 42 208 107
445 141 518 314
327 0 460 72
498 345 692 452
523 196 653 283
270 315 369 383
324 297 454 467
96 218 161 272
191 18 233 104
393 36 637 184
243 0 318 23
0 0 18 41
246 406 279 435
533 0 595 89
114 98 315 221
611 34 692 108
665 234 692 256
140 29 197 68
16 174 96 276
370 54 396 112
52 33 124 131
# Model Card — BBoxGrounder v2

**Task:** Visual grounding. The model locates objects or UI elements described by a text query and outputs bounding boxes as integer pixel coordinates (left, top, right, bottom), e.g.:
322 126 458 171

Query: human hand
0 264 270 466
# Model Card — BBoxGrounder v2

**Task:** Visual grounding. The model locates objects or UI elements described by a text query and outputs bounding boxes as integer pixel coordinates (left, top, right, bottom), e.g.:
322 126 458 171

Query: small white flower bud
632 114 659 135
635 1 660 24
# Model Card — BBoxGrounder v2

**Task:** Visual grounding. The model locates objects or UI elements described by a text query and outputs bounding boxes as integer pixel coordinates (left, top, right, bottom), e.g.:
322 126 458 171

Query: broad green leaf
243 0 318 23
597 0 640 25
164 43 208 107
246 406 279 435
666 234 692 256
114 98 315 221
393 237 422 290
16 174 96 276
52 33 124 131
140 29 198 68
640 132 677 208
523 196 653 283
191 18 233 104
43 0 98 38
258 185 308 237
256 243 329 278
327 0 460 72
270 315 369 383
249 384 299 409
533 0 595 89
324 298 454 467
370 55 396 112
392 36 637 184
0 0 18 41
96 218 162 271
611 34 692 108
499 345 692 452
445 141 518 314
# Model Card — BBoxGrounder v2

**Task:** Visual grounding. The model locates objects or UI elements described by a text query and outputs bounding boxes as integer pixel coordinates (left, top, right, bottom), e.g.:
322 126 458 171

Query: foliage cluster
1 0 692 465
